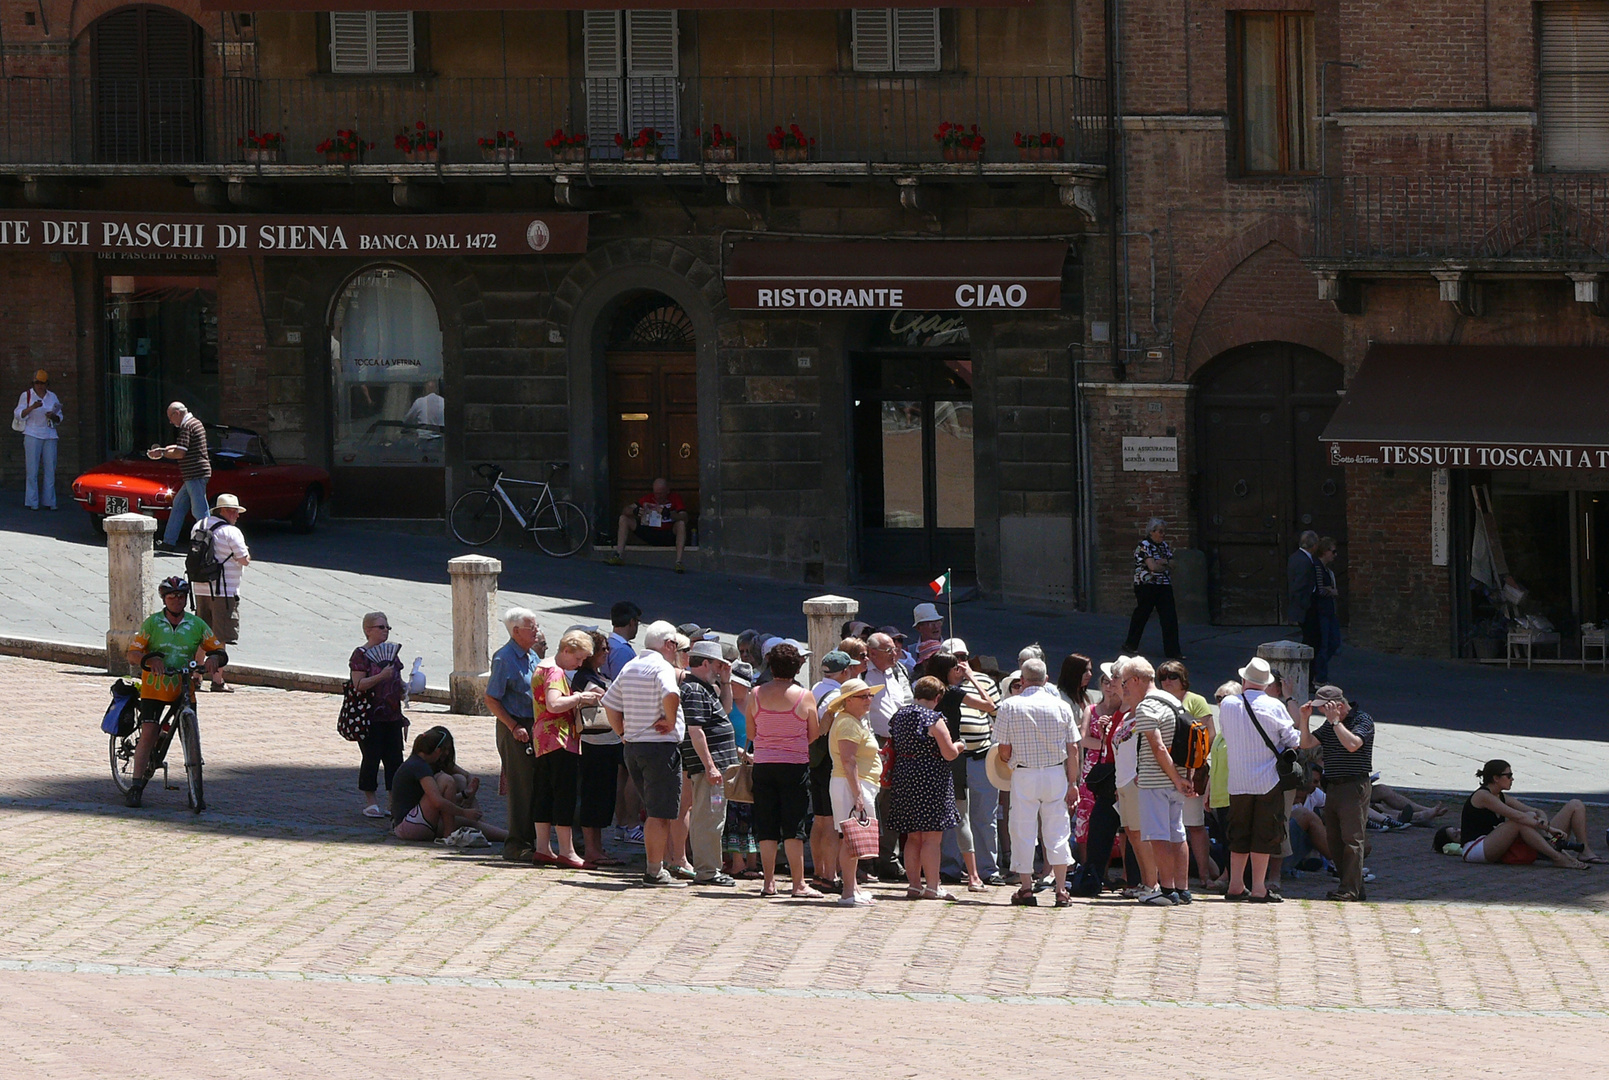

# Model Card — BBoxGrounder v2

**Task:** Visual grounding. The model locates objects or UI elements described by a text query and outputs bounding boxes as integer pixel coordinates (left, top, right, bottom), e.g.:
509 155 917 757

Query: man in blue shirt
485 606 540 862
605 601 641 679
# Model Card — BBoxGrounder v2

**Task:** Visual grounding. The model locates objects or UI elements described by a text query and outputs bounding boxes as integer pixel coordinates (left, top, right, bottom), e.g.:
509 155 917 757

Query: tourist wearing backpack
189 493 250 692
1118 656 1196 906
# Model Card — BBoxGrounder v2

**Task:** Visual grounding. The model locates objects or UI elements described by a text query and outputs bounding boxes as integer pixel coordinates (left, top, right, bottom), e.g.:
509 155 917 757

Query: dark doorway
104 274 218 459
91 5 203 164
1195 342 1345 624
605 296 698 524
852 352 975 578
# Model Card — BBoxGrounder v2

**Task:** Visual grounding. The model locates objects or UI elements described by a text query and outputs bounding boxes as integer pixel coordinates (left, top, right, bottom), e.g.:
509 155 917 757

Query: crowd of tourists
353 599 1603 904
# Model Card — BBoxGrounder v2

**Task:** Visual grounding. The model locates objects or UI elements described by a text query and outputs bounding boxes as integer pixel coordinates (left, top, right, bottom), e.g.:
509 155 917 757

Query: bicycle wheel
179 708 205 813
109 733 136 795
449 489 504 546
532 500 590 558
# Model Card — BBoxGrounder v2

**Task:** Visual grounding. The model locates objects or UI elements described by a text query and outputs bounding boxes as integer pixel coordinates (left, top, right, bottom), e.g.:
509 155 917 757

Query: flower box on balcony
481 146 520 163
401 147 442 164
622 147 662 162
551 146 586 164
772 146 810 163
242 146 283 165
943 146 983 163
1017 146 1063 163
703 145 738 163
324 150 365 165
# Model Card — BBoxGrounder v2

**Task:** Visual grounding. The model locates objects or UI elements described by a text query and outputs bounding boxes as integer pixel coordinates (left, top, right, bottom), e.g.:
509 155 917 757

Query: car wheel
291 488 321 533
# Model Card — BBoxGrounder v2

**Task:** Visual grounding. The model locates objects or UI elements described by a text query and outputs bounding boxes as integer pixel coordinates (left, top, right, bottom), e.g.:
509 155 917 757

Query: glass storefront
104 274 218 459
330 267 444 467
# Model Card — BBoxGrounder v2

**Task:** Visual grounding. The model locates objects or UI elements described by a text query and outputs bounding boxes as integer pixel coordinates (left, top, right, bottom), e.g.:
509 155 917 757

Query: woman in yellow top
1157 660 1219 889
822 678 883 908
529 629 605 868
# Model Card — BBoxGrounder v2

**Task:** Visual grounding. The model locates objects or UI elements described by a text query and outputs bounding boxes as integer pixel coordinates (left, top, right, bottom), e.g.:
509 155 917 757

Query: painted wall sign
1431 467 1449 567
0 211 588 256
1328 441 1609 470
1122 436 1178 472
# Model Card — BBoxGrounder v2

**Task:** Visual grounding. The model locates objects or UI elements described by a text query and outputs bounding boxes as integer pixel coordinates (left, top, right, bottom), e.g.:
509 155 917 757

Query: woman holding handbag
823 678 884 907
530 630 604 868
352 612 407 819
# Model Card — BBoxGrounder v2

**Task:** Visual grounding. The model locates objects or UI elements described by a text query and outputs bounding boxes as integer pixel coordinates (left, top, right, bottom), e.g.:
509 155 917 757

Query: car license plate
104 495 129 515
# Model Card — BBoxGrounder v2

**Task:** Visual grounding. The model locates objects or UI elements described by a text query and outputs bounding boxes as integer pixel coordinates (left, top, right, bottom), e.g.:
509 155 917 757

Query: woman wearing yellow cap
13 370 62 510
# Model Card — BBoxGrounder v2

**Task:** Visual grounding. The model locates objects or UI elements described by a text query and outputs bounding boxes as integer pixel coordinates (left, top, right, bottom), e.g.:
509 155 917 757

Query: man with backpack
1118 656 1198 906
188 493 250 692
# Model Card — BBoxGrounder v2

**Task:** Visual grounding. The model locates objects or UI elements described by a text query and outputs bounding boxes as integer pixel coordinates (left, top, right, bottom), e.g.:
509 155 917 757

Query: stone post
448 555 501 715
105 513 157 675
802 594 858 684
1257 640 1314 706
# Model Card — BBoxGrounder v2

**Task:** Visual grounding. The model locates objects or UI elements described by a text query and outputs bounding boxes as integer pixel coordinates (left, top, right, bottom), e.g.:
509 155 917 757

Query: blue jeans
163 477 210 546
941 754 1001 879
23 435 57 509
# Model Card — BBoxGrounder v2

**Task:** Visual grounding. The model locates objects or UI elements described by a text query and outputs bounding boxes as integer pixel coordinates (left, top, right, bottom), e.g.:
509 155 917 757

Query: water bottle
709 787 725 812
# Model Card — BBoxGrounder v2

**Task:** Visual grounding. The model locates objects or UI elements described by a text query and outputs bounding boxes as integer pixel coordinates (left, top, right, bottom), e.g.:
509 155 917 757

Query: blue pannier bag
102 678 141 736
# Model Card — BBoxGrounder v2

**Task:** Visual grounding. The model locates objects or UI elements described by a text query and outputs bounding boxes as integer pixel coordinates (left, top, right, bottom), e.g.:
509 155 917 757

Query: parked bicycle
449 462 590 556
109 662 205 813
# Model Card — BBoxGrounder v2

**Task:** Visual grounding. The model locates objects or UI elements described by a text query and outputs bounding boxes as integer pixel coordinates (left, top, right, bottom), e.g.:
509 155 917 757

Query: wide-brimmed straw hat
820 678 882 716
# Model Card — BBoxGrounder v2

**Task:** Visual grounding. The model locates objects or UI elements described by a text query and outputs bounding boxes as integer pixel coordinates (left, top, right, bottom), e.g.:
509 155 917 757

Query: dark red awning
724 239 1068 311
1321 344 1609 471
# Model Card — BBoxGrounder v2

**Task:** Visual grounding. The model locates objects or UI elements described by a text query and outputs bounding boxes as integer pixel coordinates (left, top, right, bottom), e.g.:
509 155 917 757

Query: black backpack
185 517 226 601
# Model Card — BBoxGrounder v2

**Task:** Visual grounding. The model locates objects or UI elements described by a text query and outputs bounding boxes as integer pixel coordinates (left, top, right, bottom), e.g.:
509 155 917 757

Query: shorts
195 594 240 645
633 526 677 547
623 741 683 820
135 697 171 727
830 776 880 832
393 803 436 841
1279 788 1298 858
1138 786 1186 844
750 761 812 843
1228 786 1289 855
1464 836 1537 864
1183 793 1205 828
809 759 834 818
1117 782 1140 830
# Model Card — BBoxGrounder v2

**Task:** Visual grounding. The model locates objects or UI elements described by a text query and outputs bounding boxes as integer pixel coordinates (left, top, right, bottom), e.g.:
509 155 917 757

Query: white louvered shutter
852 9 893 73
584 10 623 154
1541 2 1609 169
371 12 415 74
893 9 940 72
329 12 372 73
626 10 679 159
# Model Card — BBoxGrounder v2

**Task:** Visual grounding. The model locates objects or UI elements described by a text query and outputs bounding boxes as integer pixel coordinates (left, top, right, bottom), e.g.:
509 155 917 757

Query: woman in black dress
886 676 965 900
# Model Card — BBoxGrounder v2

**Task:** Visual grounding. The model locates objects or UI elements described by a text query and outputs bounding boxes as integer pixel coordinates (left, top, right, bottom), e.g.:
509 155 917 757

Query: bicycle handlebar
472 461 568 481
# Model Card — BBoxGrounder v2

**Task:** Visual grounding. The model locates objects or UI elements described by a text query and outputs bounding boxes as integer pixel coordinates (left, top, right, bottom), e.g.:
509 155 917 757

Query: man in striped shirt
150 402 212 551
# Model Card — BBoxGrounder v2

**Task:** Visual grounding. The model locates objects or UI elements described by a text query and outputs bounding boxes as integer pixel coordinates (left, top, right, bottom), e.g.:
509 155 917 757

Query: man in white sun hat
912 602 946 665
1216 656 1299 903
190 493 251 692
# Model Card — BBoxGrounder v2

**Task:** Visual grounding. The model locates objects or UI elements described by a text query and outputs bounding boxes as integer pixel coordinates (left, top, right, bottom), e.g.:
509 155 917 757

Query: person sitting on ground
1436 760 1600 869
609 477 690 573
391 726 508 843
1371 782 1446 826
432 729 480 811
1285 771 1333 874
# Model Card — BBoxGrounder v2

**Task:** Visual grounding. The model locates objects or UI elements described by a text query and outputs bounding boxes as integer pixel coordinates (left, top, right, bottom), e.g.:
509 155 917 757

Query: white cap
941 637 967 655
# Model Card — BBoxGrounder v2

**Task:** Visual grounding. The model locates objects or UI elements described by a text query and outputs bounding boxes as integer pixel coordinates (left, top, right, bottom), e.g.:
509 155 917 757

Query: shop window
329 11 415 74
1541 2 1609 170
852 9 941 73
584 10 679 158
329 268 444 467
1232 12 1317 175
105 275 218 460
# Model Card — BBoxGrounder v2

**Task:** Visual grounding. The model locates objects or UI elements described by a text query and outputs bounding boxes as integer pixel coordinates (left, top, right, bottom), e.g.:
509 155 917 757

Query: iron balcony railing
1312 175 1609 263
0 74 1109 168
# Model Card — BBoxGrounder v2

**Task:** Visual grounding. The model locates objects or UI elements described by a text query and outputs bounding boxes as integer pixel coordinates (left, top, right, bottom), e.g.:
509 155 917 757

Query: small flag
929 571 950 596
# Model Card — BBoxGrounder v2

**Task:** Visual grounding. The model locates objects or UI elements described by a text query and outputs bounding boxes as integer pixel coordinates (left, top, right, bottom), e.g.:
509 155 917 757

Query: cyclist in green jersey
124 576 228 807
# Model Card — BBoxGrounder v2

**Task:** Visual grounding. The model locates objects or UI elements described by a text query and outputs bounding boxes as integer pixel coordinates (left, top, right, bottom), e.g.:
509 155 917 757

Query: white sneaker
1136 886 1174 906
625 824 645 844
839 893 875 907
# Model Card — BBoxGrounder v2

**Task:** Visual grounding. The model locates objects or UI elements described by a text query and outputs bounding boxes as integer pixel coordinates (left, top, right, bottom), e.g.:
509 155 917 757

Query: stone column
448 555 501 715
1257 640 1314 706
802 594 858 684
105 513 157 675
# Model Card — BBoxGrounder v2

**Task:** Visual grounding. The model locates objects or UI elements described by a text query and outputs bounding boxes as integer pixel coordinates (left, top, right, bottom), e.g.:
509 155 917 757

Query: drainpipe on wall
1108 0 1126 382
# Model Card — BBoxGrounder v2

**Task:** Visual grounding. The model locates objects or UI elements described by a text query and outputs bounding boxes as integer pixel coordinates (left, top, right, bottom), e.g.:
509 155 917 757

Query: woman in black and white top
1122 517 1183 660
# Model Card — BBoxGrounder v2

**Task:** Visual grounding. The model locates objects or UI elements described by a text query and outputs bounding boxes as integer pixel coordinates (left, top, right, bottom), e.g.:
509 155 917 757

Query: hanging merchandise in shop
0 212 588 257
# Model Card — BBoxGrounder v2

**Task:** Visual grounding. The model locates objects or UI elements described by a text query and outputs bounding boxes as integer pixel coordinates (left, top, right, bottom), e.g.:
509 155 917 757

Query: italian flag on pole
929 570 950 596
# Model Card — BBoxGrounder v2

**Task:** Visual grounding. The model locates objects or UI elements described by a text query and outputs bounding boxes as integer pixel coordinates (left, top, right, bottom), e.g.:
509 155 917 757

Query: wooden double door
91 6 203 164
1195 343 1346 625
607 352 699 522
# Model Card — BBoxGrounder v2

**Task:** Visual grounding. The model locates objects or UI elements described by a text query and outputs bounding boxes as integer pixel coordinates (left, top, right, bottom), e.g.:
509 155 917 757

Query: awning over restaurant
1321 344 1609 471
202 0 1028 10
724 239 1068 311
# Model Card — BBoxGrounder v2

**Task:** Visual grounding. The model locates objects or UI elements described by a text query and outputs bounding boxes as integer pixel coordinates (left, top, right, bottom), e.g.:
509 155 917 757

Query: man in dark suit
1287 531 1322 653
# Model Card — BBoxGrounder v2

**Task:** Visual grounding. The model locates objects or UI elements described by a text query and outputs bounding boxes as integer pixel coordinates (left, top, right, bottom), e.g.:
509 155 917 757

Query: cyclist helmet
158 575 190 597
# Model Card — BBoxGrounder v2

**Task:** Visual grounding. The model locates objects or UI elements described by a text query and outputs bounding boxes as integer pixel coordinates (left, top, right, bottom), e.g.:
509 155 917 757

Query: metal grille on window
1541 2 1609 170
608 297 695 351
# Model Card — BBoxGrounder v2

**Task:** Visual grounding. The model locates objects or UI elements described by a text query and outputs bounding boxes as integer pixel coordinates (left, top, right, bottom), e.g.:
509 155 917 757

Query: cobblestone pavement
1 503 1607 799
1 651 1607 1073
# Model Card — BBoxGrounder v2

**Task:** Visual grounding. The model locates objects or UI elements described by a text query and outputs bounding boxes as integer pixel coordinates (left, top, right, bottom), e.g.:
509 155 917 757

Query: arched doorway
90 5 203 163
605 293 698 524
1195 342 1346 624
329 267 445 517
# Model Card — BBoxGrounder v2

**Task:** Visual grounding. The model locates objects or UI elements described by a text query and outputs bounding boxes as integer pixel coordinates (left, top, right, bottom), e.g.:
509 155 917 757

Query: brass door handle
679 442 691 459
628 441 640 458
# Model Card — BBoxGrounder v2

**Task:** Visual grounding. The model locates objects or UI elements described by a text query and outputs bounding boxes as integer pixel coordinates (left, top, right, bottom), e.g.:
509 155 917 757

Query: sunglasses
367 624 392 631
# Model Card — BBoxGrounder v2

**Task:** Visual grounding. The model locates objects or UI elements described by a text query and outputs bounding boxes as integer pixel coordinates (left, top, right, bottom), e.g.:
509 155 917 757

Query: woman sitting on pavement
823 678 885 907
1436 760 1599 868
392 726 507 843
531 629 606 868
887 675 965 900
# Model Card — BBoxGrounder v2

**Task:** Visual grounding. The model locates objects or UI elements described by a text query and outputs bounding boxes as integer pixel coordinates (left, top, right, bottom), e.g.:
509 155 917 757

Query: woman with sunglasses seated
392 725 509 843
1437 759 1597 869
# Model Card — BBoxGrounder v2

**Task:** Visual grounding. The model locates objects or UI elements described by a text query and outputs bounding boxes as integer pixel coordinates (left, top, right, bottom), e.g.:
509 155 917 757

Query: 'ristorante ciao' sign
0 211 588 256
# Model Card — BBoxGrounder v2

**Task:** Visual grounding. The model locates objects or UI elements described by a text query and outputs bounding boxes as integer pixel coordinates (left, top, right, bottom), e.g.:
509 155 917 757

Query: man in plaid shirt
992 659 1081 907
679 640 739 886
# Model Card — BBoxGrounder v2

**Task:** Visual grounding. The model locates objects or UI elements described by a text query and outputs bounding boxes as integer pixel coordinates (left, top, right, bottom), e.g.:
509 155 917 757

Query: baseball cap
677 621 713 641
1309 684 1346 705
688 640 727 665
821 650 854 674
33 369 48 383
941 637 968 656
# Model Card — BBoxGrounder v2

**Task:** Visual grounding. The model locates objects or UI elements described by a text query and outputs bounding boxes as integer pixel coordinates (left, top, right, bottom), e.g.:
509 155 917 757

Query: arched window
329 268 444 468
90 5 202 163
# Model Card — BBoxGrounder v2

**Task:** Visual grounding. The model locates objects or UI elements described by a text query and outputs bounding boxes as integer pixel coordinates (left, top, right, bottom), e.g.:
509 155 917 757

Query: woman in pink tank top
748 643 820 897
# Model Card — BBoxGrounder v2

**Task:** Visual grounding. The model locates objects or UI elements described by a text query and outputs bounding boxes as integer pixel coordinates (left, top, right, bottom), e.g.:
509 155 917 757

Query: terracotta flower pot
623 147 662 162
703 144 737 163
552 146 586 163
402 147 442 164
771 146 809 162
943 146 982 163
481 146 519 163
242 146 283 165
325 149 364 165
1017 146 1062 163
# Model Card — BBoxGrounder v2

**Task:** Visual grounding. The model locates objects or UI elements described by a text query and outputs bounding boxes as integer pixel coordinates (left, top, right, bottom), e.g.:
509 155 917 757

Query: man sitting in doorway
609 477 689 574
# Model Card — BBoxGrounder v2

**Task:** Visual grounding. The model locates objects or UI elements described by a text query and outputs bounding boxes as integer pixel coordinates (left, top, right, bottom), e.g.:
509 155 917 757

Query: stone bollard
448 555 501 715
105 513 157 676
1257 640 1314 706
802 594 859 684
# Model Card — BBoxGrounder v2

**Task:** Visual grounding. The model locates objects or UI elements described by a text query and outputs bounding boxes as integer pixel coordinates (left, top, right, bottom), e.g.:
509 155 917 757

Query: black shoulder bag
1248 702 1304 791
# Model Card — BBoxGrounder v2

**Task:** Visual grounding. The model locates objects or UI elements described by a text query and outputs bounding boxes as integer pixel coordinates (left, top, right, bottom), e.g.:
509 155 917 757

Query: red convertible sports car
72 426 332 533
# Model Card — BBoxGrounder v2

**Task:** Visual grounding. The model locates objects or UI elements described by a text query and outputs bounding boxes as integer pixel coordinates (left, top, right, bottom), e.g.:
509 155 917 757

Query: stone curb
0 634 453 706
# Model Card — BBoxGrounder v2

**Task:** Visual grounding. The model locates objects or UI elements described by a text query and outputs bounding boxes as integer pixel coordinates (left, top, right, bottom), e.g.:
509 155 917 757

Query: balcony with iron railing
0 74 1110 176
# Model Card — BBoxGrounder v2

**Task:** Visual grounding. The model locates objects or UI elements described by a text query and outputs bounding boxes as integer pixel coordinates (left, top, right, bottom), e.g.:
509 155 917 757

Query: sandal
735 869 764 880
1054 892 1072 908
905 886 924 899
966 881 990 893
791 885 825 899
1580 855 1609 865
920 888 958 901
760 885 778 897
208 683 234 693
1009 889 1038 907
588 854 625 867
